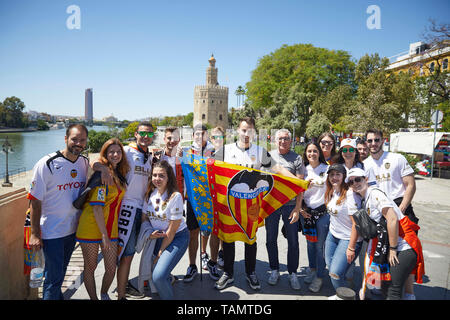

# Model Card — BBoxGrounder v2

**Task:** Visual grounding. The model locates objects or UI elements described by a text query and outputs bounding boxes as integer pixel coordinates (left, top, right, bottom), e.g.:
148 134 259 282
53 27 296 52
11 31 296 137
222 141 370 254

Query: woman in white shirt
346 168 424 300
299 142 329 293
142 160 189 300
323 163 362 299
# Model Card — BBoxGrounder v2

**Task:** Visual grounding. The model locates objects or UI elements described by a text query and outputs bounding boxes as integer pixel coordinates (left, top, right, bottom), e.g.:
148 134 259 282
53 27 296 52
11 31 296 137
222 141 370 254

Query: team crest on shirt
97 188 105 201
250 155 256 162
385 162 390 169
70 169 78 178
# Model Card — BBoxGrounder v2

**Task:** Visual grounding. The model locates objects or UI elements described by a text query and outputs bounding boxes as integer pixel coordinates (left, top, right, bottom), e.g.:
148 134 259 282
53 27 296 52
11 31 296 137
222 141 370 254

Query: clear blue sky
1 0 448 121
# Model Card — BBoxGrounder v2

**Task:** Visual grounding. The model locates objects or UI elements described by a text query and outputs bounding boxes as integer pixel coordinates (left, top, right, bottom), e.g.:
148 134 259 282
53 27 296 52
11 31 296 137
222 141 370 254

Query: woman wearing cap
333 138 364 171
299 142 329 293
323 163 363 299
346 168 424 300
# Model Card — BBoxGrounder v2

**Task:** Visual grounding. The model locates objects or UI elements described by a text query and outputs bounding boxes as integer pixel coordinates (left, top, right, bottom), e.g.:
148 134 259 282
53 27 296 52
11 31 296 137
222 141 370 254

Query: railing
0 167 27 180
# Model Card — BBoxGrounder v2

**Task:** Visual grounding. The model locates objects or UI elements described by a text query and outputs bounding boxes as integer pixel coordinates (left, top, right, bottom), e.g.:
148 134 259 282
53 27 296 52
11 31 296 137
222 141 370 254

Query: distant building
387 40 450 76
193 55 229 129
103 114 118 122
85 88 93 125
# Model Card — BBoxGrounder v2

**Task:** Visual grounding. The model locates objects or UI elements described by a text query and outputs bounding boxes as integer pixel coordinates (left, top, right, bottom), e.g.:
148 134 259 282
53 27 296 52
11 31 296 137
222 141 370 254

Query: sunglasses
342 147 355 153
138 131 154 138
367 138 381 144
320 141 333 146
347 176 364 186
212 135 223 140
278 137 291 141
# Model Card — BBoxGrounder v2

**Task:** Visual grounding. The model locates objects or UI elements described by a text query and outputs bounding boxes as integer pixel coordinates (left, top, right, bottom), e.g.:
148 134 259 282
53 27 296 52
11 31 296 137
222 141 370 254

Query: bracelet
389 246 398 250
347 247 355 252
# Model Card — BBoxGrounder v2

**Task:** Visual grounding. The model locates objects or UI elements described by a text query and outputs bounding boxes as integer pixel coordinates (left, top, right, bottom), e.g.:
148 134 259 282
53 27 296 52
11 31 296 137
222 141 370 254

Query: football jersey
303 163 329 210
218 143 275 170
327 190 362 241
142 190 187 233
363 152 414 200
76 184 124 243
364 187 411 251
27 151 89 240
122 144 152 208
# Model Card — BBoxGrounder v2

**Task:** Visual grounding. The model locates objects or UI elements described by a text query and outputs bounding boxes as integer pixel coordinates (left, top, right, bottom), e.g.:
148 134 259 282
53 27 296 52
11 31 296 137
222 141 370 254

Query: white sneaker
268 270 279 285
328 294 339 300
289 273 301 290
308 277 323 293
403 293 416 300
304 268 316 284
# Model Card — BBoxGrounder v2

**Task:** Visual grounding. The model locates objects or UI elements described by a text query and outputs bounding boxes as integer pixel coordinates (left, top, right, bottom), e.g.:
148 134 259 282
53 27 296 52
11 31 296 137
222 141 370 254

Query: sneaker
215 272 234 290
206 260 221 281
183 264 198 283
100 293 111 300
268 270 280 285
246 272 261 290
308 277 323 293
328 294 339 300
289 273 301 290
403 293 416 300
201 252 209 270
304 268 316 284
125 281 146 299
217 249 224 268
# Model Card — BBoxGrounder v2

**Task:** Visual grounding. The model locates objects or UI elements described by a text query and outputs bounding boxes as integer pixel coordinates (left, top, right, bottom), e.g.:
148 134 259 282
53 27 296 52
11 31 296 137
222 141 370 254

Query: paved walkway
2 165 449 300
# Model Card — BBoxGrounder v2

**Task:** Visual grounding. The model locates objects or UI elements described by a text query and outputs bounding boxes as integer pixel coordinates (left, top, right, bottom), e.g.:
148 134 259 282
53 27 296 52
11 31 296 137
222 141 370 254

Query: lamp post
2 136 13 187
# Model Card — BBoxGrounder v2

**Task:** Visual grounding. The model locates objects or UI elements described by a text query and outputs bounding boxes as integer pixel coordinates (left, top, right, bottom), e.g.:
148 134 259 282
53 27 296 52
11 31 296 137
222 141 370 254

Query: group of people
26 117 424 300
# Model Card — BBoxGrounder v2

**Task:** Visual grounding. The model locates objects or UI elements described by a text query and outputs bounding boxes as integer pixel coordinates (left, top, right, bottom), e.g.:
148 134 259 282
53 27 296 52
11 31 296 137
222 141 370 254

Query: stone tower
194 55 228 129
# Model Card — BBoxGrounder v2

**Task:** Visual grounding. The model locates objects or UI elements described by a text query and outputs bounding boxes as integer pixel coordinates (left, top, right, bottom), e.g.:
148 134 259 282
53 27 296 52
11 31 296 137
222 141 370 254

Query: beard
67 145 84 156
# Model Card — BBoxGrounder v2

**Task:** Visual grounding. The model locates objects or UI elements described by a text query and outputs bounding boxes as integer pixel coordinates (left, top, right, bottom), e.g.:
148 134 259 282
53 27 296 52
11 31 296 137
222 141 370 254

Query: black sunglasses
347 176 364 186
366 138 381 144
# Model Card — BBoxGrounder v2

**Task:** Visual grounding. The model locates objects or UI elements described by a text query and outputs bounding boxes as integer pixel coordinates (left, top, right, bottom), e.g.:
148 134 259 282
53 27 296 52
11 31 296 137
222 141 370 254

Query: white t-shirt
327 189 362 241
161 153 177 176
122 145 152 208
303 163 329 209
142 190 187 233
28 151 89 239
218 143 275 170
364 187 411 251
363 152 414 200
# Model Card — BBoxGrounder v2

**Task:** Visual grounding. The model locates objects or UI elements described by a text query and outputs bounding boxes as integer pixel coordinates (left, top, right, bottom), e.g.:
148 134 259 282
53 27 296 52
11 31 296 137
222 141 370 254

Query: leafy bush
87 130 113 153
398 151 419 175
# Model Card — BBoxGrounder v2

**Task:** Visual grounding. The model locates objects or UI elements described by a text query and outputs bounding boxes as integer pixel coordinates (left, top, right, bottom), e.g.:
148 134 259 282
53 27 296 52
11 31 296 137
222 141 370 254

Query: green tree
246 43 355 115
87 130 113 153
120 121 139 141
306 113 331 139
0 96 27 128
37 119 49 130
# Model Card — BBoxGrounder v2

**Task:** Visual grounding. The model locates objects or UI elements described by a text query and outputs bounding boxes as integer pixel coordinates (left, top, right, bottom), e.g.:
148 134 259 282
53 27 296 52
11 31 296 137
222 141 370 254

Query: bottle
29 249 45 288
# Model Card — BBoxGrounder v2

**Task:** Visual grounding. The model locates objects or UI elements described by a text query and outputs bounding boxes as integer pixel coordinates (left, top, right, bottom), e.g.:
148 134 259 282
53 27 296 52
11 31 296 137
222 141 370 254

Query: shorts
186 200 200 231
122 208 142 257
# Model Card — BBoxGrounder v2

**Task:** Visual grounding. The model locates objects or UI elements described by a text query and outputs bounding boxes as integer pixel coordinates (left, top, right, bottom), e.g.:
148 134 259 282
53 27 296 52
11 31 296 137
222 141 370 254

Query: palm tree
235 86 246 107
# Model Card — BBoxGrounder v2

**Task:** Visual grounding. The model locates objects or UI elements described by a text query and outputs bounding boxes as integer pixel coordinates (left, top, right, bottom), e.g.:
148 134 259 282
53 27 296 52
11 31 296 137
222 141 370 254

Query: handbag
353 188 380 241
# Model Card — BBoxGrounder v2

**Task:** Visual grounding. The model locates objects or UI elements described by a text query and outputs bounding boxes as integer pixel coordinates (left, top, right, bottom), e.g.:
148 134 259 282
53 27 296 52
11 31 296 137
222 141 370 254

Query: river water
0 126 110 176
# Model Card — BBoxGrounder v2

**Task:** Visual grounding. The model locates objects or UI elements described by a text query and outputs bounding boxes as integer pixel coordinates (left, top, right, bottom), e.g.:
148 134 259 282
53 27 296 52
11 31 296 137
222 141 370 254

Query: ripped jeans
324 232 362 290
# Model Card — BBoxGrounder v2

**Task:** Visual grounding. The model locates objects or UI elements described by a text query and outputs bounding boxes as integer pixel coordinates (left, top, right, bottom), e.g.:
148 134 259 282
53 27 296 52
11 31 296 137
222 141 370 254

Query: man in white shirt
27 124 89 300
94 121 154 300
213 117 300 291
363 128 418 300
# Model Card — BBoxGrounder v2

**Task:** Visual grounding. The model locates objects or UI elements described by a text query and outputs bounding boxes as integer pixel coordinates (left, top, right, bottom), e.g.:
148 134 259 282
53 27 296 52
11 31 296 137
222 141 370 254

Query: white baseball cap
345 167 366 183
340 138 357 149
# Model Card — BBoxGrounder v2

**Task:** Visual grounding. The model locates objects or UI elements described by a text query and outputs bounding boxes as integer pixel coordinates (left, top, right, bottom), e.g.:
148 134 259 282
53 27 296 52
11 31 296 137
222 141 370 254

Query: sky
0 0 449 121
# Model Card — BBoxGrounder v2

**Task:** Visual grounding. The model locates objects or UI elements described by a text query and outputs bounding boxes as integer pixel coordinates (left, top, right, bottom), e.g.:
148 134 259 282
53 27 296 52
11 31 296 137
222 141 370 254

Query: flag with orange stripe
207 158 309 245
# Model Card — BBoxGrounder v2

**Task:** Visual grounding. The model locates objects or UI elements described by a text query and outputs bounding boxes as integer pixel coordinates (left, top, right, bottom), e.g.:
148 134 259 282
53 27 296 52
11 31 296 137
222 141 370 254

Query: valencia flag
206 159 309 245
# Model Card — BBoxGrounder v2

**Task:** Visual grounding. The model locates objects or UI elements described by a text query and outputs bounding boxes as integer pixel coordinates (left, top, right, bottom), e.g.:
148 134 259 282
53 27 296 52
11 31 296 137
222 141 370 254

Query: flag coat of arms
182 153 309 245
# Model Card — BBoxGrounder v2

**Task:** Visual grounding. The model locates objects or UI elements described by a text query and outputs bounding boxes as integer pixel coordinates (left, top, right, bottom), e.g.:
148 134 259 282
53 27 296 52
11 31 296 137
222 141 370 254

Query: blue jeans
42 233 76 300
324 232 362 290
265 204 299 274
152 228 189 300
300 213 329 278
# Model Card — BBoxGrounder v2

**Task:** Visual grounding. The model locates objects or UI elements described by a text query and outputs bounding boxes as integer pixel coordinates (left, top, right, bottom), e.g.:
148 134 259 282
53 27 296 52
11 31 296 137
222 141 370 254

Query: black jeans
222 241 257 277
394 197 419 225
382 249 417 300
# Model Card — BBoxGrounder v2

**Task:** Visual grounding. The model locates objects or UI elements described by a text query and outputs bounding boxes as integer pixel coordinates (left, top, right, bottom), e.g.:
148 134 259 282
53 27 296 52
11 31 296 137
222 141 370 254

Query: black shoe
246 272 261 290
207 260 221 281
183 264 198 283
125 281 146 299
